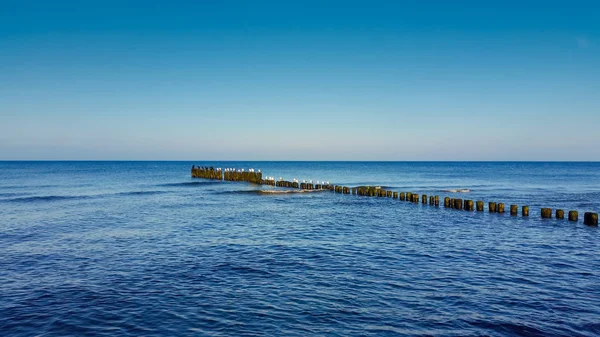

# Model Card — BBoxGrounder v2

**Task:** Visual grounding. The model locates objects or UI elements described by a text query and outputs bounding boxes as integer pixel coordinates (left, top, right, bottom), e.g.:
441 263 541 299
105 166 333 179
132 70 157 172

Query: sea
1 161 599 337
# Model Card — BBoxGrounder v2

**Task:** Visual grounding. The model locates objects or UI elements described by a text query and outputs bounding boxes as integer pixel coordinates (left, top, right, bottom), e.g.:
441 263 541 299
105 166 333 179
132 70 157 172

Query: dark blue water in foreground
1 161 599 337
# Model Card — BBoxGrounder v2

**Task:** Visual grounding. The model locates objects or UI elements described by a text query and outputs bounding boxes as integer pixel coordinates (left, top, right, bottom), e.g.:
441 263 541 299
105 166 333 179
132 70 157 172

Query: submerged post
465 200 474 211
498 203 505 214
522 206 529 217
489 202 497 213
510 205 518 216
476 201 484 212
444 197 451 208
556 209 565 219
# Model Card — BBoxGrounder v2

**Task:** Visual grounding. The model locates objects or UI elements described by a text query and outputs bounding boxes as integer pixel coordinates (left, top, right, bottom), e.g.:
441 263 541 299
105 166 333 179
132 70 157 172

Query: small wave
158 181 223 187
116 191 168 196
220 189 329 195
4 195 92 203
441 189 471 193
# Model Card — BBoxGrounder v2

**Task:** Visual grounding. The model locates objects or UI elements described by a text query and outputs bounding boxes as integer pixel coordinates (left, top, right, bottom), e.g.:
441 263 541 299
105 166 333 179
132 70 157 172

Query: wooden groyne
191 165 598 226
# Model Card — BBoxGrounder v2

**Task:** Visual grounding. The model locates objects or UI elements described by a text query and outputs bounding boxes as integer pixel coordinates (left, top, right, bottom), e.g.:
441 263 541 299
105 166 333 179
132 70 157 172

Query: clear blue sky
1 1 599 160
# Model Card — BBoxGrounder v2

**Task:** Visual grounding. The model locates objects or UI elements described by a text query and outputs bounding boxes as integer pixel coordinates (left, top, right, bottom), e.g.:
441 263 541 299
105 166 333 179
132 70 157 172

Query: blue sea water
1 161 599 337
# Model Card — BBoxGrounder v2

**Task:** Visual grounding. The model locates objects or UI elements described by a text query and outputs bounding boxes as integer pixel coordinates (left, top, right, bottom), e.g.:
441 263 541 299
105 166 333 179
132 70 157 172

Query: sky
1 0 599 160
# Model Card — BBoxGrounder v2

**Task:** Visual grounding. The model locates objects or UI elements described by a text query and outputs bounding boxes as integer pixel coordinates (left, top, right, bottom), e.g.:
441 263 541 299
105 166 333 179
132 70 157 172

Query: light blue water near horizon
1 161 599 336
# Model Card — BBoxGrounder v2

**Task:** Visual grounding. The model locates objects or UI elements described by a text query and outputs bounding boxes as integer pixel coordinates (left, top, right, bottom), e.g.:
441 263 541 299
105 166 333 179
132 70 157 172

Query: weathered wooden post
429 196 434 205
422 194 427 204
476 201 484 212
510 205 518 216
465 200 474 211
454 198 463 210
556 209 565 219
450 198 455 208
498 203 505 214
444 197 451 208
489 202 497 213
406 192 412 202
387 190 393 198
568 210 578 222
522 206 529 217
541 208 552 219
413 194 419 203
400 192 406 201
434 196 440 206
584 212 598 226
393 192 398 199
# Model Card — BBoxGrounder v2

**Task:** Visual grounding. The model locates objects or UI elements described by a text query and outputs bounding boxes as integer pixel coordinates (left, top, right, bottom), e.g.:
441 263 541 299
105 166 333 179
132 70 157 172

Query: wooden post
476 201 484 212
393 191 398 198
444 197 451 208
465 200 474 211
568 210 578 222
435 196 439 206
584 212 598 226
422 194 427 204
387 190 393 198
498 203 505 214
522 206 529 217
400 192 405 201
541 208 552 219
429 196 434 205
454 198 463 210
406 192 412 202
489 202 497 213
510 205 518 216
450 198 455 208
556 209 565 219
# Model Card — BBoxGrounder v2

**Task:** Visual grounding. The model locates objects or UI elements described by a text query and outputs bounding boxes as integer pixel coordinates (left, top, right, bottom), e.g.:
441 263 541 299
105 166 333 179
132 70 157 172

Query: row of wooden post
330 185 598 226
191 166 598 226
191 166 222 180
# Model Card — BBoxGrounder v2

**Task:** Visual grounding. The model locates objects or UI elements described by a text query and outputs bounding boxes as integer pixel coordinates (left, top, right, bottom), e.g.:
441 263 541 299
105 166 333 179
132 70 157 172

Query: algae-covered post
498 203 505 214
584 212 598 226
541 208 552 219
569 210 578 222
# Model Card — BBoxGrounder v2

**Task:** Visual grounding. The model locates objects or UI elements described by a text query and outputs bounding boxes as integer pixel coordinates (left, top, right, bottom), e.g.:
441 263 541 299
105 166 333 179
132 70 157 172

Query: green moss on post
454 198 463 210
498 203 505 214
541 208 552 219
584 212 598 226
568 210 578 222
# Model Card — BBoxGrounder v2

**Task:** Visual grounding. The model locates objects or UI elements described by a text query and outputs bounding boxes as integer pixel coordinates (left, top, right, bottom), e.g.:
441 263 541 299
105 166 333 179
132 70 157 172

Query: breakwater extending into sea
192 164 599 226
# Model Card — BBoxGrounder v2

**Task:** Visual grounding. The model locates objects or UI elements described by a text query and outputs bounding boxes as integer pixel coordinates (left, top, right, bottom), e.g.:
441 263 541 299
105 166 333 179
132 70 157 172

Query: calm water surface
1 161 599 336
